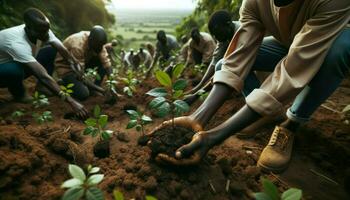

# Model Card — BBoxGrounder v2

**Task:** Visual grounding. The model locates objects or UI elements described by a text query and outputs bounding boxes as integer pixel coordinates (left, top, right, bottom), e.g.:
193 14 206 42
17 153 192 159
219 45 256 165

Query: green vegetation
32 91 49 109
60 83 75 99
254 178 302 200
113 190 157 200
121 70 139 97
84 68 101 83
61 164 104 200
84 105 113 141
126 110 153 135
0 0 114 39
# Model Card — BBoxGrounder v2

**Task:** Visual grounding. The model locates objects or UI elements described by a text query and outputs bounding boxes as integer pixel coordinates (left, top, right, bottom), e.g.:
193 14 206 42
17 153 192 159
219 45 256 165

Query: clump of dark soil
147 125 195 158
93 139 110 158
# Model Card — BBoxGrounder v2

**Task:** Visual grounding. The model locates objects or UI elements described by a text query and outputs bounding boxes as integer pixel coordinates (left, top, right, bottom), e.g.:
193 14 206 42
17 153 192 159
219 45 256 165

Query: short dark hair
157 30 166 40
208 10 231 35
190 27 200 39
90 25 107 44
23 8 49 29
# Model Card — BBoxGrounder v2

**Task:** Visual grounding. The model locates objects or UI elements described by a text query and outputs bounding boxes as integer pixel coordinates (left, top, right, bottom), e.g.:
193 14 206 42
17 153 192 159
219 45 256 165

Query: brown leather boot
257 126 295 173
236 113 286 139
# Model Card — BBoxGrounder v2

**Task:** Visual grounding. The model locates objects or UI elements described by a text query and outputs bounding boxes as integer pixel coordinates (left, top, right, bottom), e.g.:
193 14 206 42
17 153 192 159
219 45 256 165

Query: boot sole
257 161 289 174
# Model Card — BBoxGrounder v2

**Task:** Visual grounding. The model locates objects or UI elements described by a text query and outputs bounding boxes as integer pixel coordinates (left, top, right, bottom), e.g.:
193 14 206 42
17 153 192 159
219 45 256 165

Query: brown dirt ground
0 76 349 200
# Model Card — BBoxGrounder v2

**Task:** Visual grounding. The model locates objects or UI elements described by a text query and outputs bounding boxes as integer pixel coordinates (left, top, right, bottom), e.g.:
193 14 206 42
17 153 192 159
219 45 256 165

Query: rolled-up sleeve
213 0 265 92
246 0 350 116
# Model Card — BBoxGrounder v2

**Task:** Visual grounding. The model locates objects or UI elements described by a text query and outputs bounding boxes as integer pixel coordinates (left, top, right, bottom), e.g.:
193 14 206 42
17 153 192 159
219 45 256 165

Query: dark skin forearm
190 62 215 94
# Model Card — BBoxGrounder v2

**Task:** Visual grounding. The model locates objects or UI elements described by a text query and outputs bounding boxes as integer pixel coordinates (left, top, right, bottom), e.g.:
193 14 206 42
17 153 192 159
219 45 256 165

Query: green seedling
126 109 152 135
121 70 138 97
60 83 74 99
146 63 190 128
61 164 104 200
83 105 113 141
254 178 302 200
11 109 25 120
113 190 157 200
106 72 118 95
32 91 49 108
83 67 101 82
32 111 53 128
197 89 209 101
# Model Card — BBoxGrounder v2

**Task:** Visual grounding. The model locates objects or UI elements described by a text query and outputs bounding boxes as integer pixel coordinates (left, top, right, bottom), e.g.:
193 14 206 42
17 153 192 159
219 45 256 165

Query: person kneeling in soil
0 8 88 118
182 10 240 105
55 26 118 101
104 39 118 67
148 0 350 173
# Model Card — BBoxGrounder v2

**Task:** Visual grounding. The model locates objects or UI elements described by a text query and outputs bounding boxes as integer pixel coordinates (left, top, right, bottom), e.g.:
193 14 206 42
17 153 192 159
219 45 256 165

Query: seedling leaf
126 110 139 120
62 187 84 200
254 192 272 200
155 71 172 87
98 115 108 128
68 164 86 181
146 88 168 97
113 190 124 200
149 97 166 109
87 174 104 186
262 178 279 200
173 79 187 91
61 178 83 188
94 106 101 118
127 120 138 129
281 188 302 200
172 63 185 78
86 187 104 200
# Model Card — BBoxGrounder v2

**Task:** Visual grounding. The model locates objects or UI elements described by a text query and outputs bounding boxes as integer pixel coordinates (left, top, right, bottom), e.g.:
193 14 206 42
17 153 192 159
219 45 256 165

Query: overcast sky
111 0 197 10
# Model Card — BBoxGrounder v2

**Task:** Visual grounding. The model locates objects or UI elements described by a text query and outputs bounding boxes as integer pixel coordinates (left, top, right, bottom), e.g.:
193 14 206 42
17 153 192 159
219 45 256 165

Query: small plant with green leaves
126 109 152 135
11 109 25 120
61 164 104 200
146 63 190 128
121 70 138 97
32 111 53 128
83 105 113 141
83 67 101 82
32 91 49 108
60 83 74 99
113 190 157 200
254 178 302 200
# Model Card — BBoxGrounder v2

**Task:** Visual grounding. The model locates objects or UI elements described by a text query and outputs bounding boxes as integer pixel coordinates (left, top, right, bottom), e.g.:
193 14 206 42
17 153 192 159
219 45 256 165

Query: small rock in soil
229 180 245 195
117 132 130 143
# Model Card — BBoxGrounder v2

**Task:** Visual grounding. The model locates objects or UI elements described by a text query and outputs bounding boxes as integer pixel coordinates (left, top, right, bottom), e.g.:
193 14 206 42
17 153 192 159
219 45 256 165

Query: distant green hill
0 0 115 39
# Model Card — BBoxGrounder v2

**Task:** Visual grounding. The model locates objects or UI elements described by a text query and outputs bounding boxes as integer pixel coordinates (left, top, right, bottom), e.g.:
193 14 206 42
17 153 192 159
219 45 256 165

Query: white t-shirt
0 24 60 64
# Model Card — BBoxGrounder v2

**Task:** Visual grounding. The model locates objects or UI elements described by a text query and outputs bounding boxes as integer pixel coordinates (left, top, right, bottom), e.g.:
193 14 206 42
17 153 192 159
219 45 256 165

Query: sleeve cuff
246 89 283 116
213 69 244 92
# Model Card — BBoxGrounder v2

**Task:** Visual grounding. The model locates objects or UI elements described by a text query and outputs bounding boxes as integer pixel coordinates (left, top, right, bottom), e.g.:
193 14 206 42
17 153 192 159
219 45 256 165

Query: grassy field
107 8 192 50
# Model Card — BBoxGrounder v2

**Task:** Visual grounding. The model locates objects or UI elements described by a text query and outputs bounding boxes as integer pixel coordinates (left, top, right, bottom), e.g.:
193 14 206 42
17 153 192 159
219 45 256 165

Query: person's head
139 48 144 54
157 30 167 44
111 39 118 47
88 25 107 54
190 28 201 44
274 0 294 7
23 8 50 42
208 10 235 42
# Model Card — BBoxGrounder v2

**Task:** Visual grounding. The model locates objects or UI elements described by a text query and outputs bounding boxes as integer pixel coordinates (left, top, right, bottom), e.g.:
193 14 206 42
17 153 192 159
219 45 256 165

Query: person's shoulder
312 0 350 12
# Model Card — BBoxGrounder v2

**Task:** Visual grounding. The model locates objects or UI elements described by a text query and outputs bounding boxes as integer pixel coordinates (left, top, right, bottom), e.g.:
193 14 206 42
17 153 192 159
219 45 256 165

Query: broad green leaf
67 89 73 94
87 174 104 186
84 126 96 135
156 102 170 118
172 63 185 78
113 190 124 200
91 129 99 137
61 178 83 188
62 187 84 200
126 110 139 120
141 115 152 122
86 187 104 200
173 100 190 113
146 196 158 200
282 188 302 200
342 105 350 113
173 79 187 91
94 106 101 118
98 115 108 128
89 167 100 174
101 130 113 140
68 164 86 181
149 97 166 109
262 178 279 200
146 88 168 97
136 125 142 132
85 118 97 127
254 192 272 200
126 120 138 129
173 90 183 99
155 71 172 87
67 83 74 88
61 85 67 90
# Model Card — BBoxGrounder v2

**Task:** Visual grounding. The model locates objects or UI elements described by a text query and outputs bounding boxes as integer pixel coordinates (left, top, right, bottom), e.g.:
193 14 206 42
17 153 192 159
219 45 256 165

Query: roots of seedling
93 139 111 158
146 126 195 158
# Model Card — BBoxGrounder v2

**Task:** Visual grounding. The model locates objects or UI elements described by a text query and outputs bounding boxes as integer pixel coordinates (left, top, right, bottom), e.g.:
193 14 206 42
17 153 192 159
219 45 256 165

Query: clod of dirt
117 132 130 143
93 139 110 158
345 169 350 195
217 157 233 175
229 180 246 195
142 176 158 192
123 103 137 112
147 125 195 158
137 135 150 146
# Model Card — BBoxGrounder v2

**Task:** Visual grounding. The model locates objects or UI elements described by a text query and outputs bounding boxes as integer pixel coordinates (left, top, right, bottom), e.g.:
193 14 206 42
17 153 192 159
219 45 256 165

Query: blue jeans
0 46 57 99
216 28 350 123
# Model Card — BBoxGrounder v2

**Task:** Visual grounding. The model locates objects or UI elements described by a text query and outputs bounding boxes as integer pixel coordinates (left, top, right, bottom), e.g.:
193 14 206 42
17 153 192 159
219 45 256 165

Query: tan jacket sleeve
213 0 265 92
246 0 350 116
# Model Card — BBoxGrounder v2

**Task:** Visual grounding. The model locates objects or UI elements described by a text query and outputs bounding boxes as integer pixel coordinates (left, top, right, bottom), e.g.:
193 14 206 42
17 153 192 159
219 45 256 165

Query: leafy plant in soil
61 164 104 200
146 64 195 158
104 70 119 105
254 178 302 200
83 105 113 158
11 109 29 129
121 70 139 97
125 109 152 145
32 91 49 108
83 67 101 83
60 83 74 99
32 111 53 128
113 190 157 200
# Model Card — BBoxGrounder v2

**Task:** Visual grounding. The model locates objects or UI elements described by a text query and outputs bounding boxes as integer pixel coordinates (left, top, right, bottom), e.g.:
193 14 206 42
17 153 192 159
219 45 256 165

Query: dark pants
61 56 106 101
215 28 350 122
0 46 56 99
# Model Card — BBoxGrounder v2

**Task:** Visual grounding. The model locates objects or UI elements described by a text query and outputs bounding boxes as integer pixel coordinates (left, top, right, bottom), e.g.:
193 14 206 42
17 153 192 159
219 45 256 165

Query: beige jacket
187 32 216 64
55 31 111 77
213 0 350 116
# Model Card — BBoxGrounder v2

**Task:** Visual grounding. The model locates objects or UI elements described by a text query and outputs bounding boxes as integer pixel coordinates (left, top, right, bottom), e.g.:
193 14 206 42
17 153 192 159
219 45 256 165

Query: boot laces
268 127 290 150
